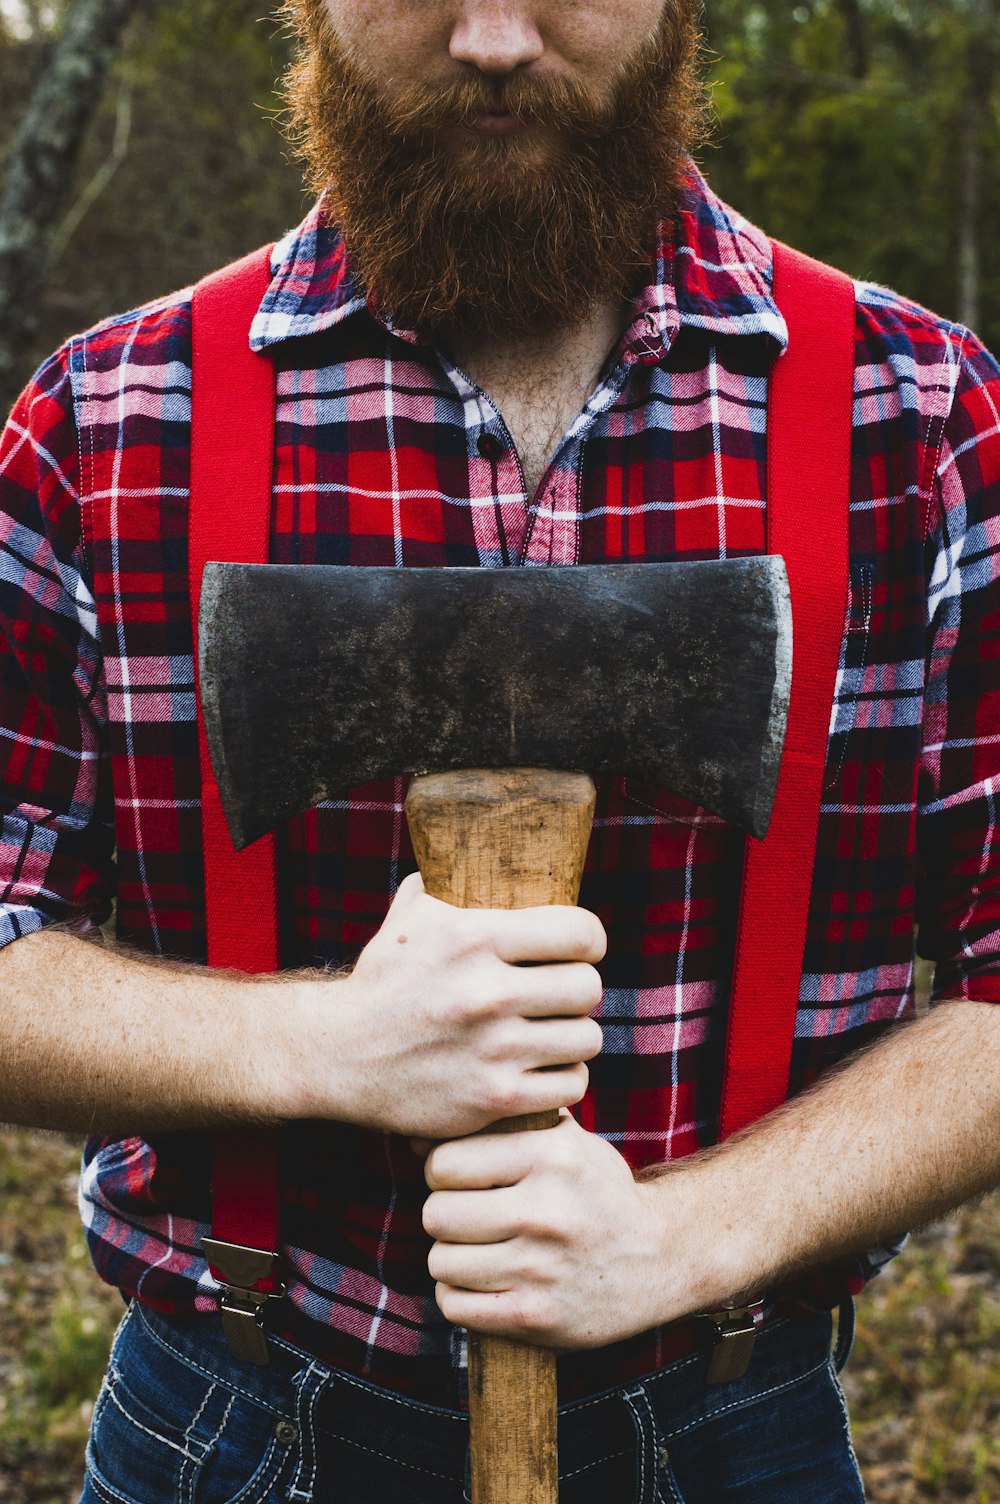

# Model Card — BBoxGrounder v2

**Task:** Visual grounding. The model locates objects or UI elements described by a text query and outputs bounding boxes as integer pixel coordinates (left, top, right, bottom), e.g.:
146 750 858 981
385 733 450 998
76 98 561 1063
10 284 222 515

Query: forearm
0 929 319 1136
0 880 605 1142
650 1000 1000 1318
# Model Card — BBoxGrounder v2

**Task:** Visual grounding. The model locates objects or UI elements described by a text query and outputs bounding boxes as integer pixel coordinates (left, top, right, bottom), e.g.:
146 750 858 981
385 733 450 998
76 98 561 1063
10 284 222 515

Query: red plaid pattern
1 165 998 1402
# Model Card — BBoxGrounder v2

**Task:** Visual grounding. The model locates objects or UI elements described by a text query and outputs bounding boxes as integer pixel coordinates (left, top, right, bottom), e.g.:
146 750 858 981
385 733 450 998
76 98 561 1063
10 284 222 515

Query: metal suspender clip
201 1237 287 1365
705 1298 765 1385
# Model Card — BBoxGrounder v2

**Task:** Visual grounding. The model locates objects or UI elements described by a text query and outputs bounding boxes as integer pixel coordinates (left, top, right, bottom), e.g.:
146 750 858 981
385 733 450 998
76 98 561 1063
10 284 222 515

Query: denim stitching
289 1362 326 1501
186 1391 234 1504
591 1316 800 1417
90 1371 114 1434
329 1366 468 1424
102 1380 202 1464
185 1379 218 1448
134 1301 467 1427
228 1436 287 1504
132 1304 288 1417
558 1446 631 1482
559 1347 702 1416
201 1391 235 1455
656 1451 686 1504
663 1354 829 1442
84 1464 144 1504
323 1430 463 1483
622 1388 649 1504
182 1378 219 1504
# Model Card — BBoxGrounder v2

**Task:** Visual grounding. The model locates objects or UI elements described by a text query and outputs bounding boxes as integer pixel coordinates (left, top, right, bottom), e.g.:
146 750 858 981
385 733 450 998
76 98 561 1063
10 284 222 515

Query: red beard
282 3 706 337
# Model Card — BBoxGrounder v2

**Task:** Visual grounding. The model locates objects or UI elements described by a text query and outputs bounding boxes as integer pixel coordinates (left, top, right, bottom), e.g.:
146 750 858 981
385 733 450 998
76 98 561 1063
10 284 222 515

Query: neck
440 294 634 503
444 294 632 390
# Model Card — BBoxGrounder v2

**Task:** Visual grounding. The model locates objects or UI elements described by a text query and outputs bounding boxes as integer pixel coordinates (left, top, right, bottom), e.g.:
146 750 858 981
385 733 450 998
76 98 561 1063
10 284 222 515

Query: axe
198 559 791 1504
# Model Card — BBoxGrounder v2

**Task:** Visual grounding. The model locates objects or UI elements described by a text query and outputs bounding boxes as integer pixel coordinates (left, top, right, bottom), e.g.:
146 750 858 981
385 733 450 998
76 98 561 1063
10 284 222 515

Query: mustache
371 71 626 138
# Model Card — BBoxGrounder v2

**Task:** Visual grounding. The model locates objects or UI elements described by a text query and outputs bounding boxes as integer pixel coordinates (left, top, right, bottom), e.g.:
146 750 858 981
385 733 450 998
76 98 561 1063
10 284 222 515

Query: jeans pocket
84 1306 291 1504
654 1444 689 1504
658 1360 866 1504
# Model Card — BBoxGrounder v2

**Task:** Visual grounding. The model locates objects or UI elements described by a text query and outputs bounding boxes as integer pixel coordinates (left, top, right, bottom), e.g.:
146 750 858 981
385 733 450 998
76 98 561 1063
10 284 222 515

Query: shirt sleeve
916 330 1000 1003
0 351 114 946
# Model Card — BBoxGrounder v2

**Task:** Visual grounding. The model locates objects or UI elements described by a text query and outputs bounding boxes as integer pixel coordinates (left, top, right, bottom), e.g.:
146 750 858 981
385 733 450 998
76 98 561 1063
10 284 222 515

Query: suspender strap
719 242 855 1141
187 236 854 1363
190 247 284 1362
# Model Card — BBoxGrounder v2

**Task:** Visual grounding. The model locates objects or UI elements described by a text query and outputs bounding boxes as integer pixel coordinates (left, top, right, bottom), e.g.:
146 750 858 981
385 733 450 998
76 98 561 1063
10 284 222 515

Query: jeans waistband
131 1295 847 1457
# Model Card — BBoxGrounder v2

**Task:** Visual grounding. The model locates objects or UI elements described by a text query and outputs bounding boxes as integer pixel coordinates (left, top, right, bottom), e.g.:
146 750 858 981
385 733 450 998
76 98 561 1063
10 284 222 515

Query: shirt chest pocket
824 563 874 790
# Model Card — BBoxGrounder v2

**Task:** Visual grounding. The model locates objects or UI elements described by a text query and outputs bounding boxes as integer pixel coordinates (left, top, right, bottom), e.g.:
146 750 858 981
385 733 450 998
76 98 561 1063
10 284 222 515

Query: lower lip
467 114 528 137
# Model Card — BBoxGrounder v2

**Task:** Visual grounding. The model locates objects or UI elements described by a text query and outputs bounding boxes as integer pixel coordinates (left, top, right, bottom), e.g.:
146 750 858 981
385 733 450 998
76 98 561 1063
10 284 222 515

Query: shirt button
477 432 504 461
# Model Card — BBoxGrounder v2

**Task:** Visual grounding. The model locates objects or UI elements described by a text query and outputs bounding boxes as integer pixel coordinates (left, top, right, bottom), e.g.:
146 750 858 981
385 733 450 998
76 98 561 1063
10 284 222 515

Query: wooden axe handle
405 767 597 1504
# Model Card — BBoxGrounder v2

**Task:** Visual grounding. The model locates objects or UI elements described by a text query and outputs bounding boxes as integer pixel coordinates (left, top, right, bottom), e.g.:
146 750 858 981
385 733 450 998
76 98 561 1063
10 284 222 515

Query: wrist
249 968 358 1125
643 1149 765 1325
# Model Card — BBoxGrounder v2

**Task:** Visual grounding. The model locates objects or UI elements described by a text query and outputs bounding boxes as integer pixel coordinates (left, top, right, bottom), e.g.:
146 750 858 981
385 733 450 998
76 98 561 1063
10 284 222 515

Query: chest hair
448 300 629 502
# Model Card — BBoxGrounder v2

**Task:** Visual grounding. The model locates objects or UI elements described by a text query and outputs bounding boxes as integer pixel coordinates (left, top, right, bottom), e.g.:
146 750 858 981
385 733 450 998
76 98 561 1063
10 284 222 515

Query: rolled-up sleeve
0 353 114 946
917 332 1000 1003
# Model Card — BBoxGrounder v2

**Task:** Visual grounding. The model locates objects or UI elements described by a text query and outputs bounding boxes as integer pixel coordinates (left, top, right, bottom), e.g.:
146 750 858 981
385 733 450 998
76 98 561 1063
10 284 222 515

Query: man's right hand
289 872 607 1140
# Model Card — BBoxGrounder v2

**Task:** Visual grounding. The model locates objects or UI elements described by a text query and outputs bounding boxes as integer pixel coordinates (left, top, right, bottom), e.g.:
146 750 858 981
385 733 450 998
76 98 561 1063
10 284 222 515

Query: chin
448 126 561 171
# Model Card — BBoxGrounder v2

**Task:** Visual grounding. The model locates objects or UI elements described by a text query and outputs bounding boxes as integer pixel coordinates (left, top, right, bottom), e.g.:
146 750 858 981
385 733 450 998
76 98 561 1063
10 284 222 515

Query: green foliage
1 0 998 401
0 0 305 401
0 1132 121 1501
701 0 1000 349
843 1195 1000 1499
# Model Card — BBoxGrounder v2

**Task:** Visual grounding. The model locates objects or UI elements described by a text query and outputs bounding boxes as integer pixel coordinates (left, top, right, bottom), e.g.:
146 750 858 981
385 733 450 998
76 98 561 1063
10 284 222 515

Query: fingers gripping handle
405 767 597 1504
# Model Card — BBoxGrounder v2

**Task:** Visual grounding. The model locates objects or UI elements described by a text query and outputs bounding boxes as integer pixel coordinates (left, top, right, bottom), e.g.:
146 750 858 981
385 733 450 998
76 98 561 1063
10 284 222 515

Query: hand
298 873 606 1139
421 1114 676 1349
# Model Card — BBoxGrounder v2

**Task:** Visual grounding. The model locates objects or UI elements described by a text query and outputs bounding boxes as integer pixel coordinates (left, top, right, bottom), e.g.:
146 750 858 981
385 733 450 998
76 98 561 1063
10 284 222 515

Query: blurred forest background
0 0 998 1500
1 0 999 408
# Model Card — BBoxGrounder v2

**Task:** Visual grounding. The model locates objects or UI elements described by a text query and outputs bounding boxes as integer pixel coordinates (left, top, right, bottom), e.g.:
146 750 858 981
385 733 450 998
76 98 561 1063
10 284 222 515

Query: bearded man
0 3 998 1501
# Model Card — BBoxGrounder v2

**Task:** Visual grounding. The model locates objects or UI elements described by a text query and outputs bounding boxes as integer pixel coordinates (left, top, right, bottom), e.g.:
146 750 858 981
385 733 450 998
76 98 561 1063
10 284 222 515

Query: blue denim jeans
80 1300 865 1503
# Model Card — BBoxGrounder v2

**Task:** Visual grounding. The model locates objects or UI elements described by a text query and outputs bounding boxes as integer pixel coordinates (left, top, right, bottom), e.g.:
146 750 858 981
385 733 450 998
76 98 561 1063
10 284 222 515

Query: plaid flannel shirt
1 166 998 1402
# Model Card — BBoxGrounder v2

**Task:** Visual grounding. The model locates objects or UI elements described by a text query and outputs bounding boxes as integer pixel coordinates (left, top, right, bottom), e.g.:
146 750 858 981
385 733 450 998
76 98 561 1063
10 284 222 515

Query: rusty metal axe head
198 560 791 851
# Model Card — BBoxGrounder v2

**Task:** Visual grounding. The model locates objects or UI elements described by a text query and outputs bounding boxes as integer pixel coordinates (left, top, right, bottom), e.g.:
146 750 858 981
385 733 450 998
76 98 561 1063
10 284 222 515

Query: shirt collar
249 161 788 358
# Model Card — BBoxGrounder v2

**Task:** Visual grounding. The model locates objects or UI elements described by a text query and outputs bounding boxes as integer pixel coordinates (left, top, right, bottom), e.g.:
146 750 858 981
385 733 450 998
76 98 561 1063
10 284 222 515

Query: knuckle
426 1244 447 1281
443 983 493 1028
539 1075 582 1114
421 1196 444 1238
516 1292 558 1341
583 1019 604 1058
583 964 604 1010
434 1281 457 1321
486 1075 525 1119
423 1147 448 1190
566 1063 590 1104
581 912 608 962
481 1018 520 1064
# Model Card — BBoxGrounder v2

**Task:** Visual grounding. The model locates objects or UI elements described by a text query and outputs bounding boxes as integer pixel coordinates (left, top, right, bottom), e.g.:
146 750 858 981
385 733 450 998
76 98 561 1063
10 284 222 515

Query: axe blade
199 560 791 851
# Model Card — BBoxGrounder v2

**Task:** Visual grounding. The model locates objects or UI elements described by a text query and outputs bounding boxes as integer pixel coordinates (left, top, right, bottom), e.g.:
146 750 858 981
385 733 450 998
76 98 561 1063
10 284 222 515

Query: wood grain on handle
405 768 597 1504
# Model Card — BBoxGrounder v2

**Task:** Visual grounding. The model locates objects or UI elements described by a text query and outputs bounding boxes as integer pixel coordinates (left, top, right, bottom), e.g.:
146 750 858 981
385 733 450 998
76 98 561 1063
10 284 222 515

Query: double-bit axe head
198 560 791 851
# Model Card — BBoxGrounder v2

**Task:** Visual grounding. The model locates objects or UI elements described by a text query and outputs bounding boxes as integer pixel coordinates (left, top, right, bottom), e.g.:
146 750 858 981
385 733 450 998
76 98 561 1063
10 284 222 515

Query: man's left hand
421 1113 675 1349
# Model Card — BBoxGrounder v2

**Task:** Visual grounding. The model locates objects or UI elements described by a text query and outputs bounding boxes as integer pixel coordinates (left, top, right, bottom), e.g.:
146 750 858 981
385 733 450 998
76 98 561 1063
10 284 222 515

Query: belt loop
832 1296 856 1373
621 1385 660 1504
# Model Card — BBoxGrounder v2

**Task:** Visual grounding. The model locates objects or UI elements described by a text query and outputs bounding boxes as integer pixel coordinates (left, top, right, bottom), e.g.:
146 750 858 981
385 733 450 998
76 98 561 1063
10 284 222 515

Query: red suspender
720 243 855 1139
187 238 854 1361
190 248 284 1361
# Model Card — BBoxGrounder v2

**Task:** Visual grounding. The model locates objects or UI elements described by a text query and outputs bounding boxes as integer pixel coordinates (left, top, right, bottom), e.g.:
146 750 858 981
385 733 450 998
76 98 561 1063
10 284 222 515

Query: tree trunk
0 0 142 405
835 0 868 80
957 0 997 330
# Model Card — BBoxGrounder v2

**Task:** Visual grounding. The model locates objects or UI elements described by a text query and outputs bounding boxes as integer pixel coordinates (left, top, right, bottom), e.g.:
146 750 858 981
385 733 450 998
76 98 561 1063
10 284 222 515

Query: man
0 1 997 1499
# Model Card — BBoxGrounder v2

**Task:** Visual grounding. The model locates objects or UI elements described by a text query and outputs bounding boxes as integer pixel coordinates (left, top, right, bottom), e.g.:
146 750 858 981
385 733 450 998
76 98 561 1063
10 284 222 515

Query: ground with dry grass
0 1128 997 1503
